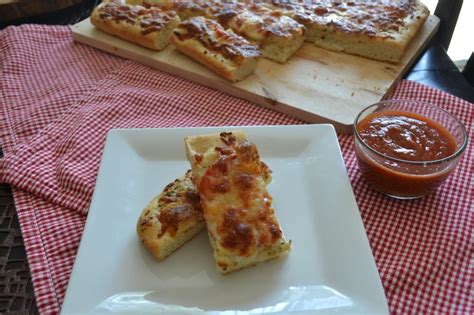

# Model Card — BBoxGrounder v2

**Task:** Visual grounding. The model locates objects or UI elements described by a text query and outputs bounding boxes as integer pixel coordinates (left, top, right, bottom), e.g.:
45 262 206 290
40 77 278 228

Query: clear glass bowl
353 100 468 199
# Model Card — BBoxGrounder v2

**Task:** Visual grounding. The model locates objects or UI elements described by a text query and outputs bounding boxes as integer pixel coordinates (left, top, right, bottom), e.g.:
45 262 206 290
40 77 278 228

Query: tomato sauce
355 110 458 198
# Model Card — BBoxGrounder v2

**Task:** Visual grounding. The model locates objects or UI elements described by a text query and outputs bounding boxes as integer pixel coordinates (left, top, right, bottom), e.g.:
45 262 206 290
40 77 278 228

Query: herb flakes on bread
170 16 261 82
137 170 205 260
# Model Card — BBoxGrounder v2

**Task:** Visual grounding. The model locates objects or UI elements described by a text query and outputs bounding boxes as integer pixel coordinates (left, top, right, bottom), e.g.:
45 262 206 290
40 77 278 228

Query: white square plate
61 125 388 314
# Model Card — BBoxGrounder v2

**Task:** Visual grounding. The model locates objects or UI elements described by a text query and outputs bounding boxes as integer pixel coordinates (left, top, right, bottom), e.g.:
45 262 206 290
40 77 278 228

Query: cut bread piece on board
91 1 181 51
145 0 305 63
185 131 290 274
136 170 205 261
170 16 261 82
234 3 305 63
143 0 211 21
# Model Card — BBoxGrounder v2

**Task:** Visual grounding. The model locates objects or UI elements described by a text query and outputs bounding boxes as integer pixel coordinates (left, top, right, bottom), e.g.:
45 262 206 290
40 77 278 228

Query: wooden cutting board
72 16 439 134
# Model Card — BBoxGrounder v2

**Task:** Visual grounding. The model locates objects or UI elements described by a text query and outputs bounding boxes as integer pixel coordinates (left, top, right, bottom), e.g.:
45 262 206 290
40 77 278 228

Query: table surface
0 31 473 315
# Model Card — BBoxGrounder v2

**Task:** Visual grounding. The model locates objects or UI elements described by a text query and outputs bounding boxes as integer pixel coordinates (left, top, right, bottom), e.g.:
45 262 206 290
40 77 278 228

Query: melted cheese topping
271 0 425 39
139 170 203 238
226 3 305 42
97 2 178 35
198 133 282 256
150 1 304 41
146 0 245 21
235 13 303 41
173 16 261 64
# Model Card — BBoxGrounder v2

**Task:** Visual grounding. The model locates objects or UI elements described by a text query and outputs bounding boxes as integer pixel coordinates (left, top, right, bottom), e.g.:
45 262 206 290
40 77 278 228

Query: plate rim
61 124 388 314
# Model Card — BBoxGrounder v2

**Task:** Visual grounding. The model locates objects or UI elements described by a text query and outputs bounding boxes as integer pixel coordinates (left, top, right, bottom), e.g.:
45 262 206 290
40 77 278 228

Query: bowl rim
353 99 468 165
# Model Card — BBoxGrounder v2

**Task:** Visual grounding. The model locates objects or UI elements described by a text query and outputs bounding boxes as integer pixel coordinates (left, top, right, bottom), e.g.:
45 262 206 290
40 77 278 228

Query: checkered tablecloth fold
0 25 472 314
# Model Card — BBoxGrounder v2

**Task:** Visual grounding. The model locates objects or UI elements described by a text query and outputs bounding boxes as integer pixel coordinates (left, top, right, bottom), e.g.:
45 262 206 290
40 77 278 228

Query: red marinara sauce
355 110 458 198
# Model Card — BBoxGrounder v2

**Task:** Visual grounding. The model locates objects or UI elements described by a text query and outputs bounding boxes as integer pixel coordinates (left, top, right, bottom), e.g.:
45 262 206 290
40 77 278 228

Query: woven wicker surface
0 184 38 315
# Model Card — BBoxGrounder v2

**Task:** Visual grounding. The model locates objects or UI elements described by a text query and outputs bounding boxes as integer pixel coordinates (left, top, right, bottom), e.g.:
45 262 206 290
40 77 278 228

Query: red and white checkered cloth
0 25 472 314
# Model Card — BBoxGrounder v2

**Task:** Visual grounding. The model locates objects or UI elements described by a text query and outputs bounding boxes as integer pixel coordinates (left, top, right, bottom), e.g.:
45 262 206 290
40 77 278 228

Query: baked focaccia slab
170 16 261 82
91 1 181 50
185 131 291 274
266 0 430 63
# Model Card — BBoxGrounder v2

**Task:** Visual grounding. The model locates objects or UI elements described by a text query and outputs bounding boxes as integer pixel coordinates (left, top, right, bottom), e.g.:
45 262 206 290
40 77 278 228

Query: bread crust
91 2 181 51
136 170 205 260
170 17 261 82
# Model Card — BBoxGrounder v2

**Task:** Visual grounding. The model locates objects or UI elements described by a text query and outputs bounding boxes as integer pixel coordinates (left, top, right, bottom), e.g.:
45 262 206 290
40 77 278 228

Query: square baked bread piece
262 0 325 43
268 0 430 63
185 131 291 274
170 16 261 82
224 3 305 63
137 170 205 261
90 1 181 50
144 0 246 22
143 0 209 20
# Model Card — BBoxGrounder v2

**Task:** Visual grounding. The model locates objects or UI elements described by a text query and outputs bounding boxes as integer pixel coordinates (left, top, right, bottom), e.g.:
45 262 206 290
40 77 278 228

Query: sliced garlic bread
170 16 261 82
185 131 290 274
137 170 205 260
